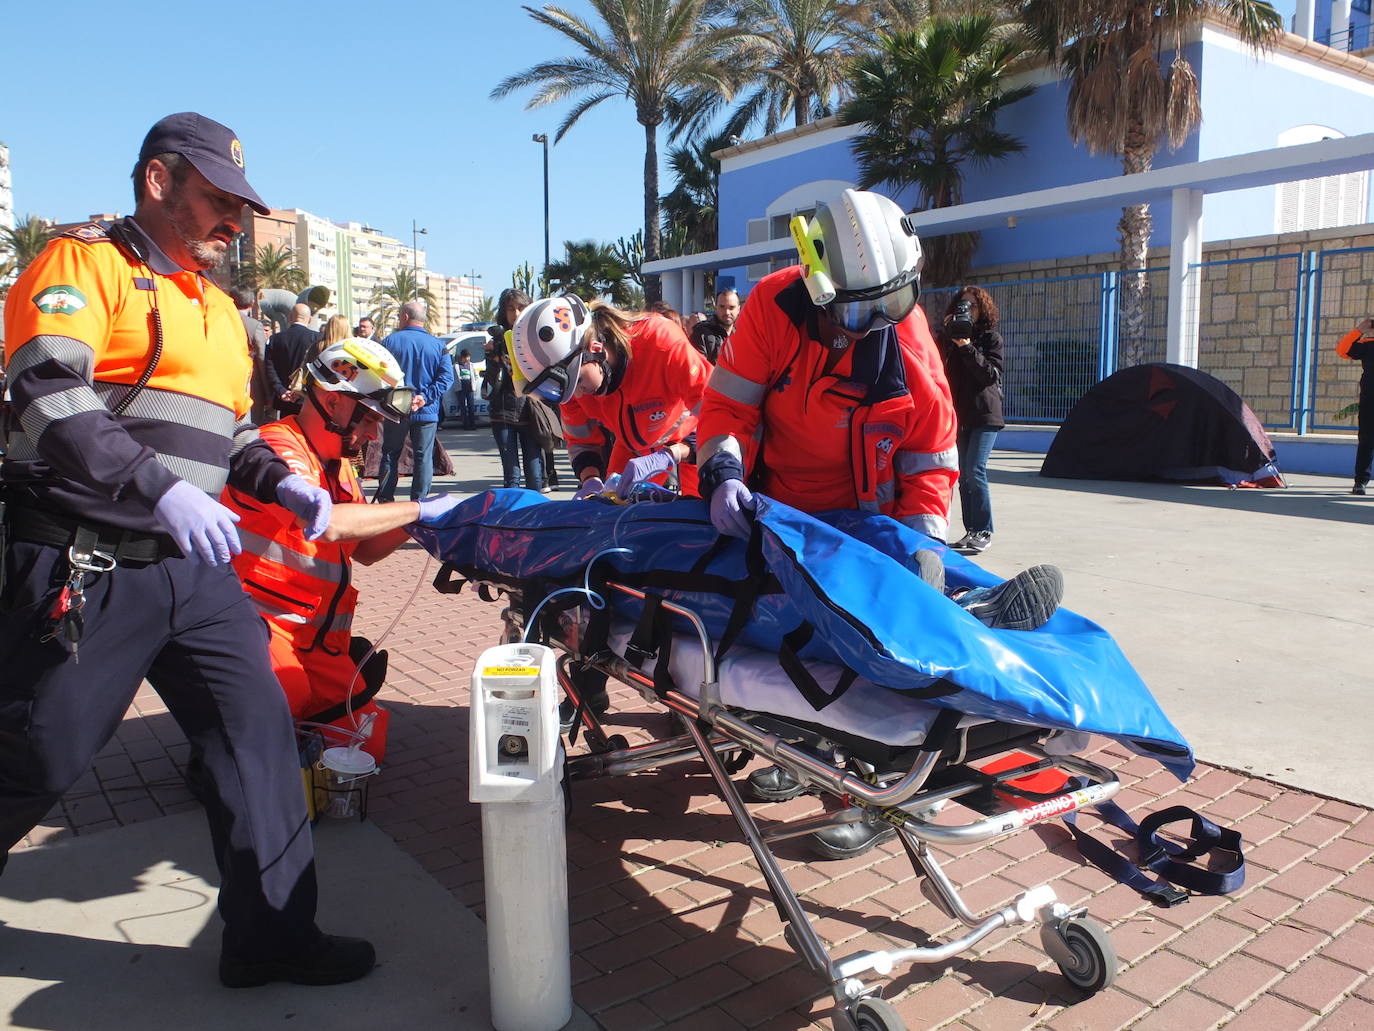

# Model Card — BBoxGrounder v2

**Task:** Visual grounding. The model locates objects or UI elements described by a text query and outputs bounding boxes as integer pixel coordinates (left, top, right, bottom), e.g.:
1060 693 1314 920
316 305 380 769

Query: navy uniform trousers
0 539 319 960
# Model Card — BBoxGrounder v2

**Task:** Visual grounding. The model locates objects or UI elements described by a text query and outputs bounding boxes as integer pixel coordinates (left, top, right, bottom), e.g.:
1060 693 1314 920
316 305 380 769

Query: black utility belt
7 506 178 565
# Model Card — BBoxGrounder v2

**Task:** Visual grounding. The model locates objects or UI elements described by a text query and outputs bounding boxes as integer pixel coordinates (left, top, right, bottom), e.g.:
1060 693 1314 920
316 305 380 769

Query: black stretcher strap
1062 792 1246 907
625 593 676 698
776 623 859 713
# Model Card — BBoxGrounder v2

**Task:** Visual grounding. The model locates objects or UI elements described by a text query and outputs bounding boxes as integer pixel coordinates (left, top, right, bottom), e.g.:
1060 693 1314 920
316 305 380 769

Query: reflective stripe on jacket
223 417 362 654
697 266 957 538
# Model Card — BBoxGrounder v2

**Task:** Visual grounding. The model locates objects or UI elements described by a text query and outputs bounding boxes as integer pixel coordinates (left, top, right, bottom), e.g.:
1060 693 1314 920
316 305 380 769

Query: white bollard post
470 643 571 1031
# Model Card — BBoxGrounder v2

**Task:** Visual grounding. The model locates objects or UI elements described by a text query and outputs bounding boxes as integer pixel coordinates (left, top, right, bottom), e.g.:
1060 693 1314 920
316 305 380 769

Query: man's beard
165 194 230 271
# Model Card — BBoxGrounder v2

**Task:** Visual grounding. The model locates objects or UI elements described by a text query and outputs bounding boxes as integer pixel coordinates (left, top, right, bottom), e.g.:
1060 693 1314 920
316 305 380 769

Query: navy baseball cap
139 112 269 215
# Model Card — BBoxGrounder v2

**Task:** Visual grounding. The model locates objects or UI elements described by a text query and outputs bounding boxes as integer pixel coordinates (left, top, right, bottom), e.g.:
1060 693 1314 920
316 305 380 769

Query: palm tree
864 0 1017 33
545 239 635 305
725 0 859 135
0 215 56 275
1019 0 1282 365
842 15 1033 286
465 295 500 324
493 1 757 304
661 130 731 255
241 243 307 291
368 268 439 334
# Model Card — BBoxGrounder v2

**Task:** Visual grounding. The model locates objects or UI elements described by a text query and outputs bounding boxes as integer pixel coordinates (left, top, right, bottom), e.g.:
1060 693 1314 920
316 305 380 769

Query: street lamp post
465 270 483 327
532 133 550 272
411 218 428 300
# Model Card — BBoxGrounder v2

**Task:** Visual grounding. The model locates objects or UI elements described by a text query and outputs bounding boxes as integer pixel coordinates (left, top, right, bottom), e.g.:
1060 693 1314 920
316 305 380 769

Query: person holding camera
939 286 1005 553
1335 317 1373 494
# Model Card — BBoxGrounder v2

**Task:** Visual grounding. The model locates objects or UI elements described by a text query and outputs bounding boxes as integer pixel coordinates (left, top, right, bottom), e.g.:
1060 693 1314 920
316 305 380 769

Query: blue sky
3 1 673 299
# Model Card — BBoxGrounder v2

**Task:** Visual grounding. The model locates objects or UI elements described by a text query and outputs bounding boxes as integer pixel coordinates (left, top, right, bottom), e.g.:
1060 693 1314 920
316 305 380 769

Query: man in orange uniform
0 112 374 987
223 339 458 760
510 295 711 498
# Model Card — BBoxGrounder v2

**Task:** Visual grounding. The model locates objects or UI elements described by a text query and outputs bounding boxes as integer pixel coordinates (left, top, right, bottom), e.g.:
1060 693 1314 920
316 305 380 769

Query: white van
440 331 492 424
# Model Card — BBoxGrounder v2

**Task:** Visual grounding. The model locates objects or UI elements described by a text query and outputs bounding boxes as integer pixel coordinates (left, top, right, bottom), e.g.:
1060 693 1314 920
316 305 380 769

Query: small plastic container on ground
315 745 378 820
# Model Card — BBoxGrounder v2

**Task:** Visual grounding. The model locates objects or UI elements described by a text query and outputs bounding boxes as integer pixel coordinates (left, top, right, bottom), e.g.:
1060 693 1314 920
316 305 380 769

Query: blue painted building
711 17 1374 297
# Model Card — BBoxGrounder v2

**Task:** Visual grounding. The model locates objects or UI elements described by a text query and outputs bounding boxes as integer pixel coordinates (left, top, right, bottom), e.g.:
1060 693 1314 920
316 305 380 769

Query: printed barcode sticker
501 707 533 732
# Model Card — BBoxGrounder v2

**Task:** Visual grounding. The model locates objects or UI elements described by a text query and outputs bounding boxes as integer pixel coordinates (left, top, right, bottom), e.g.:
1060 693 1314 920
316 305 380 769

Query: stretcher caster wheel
603 734 629 753
1043 916 1116 994
850 996 906 1031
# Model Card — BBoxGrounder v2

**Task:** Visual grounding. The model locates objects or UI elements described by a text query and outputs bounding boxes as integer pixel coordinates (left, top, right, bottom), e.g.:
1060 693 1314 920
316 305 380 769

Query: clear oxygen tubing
338 551 435 734
520 547 633 644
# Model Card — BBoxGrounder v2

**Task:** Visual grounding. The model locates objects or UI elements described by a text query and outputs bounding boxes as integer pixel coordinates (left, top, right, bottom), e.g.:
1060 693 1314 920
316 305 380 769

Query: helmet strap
306 381 368 439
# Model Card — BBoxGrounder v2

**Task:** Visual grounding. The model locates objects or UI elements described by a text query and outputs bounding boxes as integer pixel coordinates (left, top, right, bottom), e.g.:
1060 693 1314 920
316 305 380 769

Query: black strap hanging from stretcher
777 623 858 713
1061 791 1246 907
624 593 677 698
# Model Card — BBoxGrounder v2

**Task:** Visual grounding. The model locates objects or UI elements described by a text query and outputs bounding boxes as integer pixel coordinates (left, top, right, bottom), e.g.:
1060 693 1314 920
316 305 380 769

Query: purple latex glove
154 480 242 565
276 474 333 540
572 477 605 501
416 493 461 522
709 479 756 538
615 449 675 498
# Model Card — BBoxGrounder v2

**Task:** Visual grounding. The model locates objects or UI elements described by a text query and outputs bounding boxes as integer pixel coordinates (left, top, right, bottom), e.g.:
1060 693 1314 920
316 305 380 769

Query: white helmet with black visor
791 188 923 335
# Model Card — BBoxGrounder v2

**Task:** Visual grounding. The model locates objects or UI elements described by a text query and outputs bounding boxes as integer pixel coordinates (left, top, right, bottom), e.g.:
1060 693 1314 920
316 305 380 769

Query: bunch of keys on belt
44 543 116 660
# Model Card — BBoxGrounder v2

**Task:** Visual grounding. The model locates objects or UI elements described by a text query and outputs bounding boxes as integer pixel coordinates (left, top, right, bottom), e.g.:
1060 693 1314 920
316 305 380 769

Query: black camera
947 300 976 339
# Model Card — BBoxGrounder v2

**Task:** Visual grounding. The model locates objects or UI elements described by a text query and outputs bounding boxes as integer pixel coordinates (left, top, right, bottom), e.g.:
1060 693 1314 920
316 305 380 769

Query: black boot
746 764 806 801
806 820 897 861
220 935 376 988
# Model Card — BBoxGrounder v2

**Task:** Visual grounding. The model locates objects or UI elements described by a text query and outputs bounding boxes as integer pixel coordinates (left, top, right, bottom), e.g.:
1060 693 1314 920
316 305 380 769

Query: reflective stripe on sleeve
901 512 949 540
706 365 767 407
5 334 96 381
20 385 108 437
894 446 959 476
562 420 596 439
698 433 744 465
875 479 895 505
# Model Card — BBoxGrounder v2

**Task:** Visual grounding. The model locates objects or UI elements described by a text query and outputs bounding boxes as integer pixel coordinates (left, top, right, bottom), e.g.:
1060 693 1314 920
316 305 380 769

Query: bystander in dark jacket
265 303 320 416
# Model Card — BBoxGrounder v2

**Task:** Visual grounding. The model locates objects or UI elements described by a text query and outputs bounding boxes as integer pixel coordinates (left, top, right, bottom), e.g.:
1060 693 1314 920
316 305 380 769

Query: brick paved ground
15 534 1373 1030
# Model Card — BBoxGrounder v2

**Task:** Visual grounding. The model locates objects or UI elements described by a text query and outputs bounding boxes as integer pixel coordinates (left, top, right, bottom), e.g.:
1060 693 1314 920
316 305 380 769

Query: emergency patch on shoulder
63 223 108 243
32 285 88 315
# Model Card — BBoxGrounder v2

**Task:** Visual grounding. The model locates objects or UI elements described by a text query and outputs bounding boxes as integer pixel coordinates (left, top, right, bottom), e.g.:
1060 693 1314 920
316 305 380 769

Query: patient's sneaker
747 764 806 801
558 690 610 732
807 820 897 861
955 564 1063 631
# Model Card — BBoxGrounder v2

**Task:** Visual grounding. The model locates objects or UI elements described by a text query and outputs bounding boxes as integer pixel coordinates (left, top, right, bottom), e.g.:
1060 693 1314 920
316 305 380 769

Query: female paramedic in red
510 295 712 499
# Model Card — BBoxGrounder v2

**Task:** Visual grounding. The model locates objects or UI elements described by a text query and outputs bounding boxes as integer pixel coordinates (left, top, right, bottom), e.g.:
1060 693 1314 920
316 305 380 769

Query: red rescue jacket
560 313 712 496
698 266 957 539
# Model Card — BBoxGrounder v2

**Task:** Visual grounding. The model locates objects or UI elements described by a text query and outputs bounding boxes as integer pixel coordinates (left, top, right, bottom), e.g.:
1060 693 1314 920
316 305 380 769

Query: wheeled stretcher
411 490 1195 1031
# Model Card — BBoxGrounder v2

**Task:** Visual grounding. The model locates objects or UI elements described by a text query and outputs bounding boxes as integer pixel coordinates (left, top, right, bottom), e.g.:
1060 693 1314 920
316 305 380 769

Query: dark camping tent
1041 363 1285 487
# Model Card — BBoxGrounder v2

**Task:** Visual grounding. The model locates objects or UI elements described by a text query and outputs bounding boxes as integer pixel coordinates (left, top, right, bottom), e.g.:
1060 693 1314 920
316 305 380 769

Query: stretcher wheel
851 996 906 1031
1044 916 1116 994
603 734 629 752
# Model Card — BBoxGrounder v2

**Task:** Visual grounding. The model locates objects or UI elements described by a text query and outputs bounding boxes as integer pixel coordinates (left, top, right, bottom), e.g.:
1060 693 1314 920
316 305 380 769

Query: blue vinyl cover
411 490 1193 779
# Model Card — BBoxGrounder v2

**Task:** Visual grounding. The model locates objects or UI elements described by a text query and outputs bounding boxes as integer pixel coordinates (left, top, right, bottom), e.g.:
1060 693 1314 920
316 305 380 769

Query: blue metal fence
921 245 1374 433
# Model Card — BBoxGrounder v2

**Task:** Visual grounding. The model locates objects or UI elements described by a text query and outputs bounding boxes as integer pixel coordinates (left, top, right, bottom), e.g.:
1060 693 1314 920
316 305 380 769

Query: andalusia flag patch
33 285 88 315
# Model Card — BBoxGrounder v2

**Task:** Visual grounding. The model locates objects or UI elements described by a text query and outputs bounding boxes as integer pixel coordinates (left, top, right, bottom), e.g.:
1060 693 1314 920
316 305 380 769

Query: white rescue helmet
804 188 923 334
306 338 415 422
510 294 594 404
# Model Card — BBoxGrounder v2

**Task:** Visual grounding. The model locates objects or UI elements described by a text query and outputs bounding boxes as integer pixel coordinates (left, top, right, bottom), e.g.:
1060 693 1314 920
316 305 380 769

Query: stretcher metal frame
501 580 1123 1031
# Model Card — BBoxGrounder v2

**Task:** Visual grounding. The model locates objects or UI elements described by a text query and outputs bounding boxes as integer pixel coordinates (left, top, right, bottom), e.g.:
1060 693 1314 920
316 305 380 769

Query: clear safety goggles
827 268 921 335
524 347 587 405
